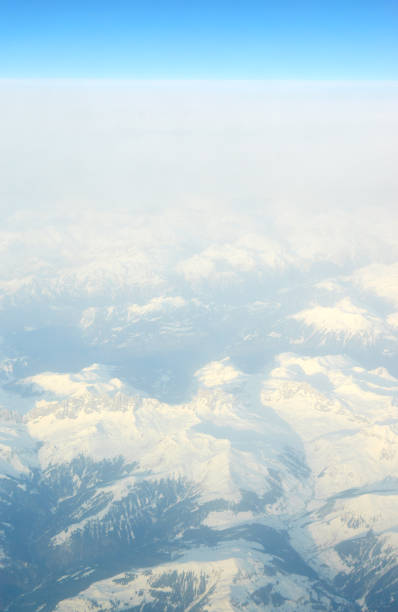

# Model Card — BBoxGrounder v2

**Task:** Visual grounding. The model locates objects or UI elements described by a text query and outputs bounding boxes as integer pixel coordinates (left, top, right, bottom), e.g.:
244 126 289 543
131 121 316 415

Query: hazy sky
1 80 397 213
0 80 397 271
0 1 397 78
0 4 397 271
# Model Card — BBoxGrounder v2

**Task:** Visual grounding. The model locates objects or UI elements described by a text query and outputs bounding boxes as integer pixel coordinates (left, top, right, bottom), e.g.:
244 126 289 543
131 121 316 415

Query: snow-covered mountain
1 353 398 610
2 227 398 610
290 297 395 346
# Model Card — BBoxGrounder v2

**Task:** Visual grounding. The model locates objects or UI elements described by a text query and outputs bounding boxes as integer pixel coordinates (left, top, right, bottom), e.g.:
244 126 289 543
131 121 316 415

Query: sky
1 80 397 258
0 4 397 280
0 1 397 79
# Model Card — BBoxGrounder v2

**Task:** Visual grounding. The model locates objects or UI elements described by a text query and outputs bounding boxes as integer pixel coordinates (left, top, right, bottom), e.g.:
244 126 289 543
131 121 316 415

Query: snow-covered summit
291 297 394 345
22 364 127 400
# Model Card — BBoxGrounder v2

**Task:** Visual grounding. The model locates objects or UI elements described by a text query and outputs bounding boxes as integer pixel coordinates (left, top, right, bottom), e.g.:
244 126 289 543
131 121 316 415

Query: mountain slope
1 355 398 609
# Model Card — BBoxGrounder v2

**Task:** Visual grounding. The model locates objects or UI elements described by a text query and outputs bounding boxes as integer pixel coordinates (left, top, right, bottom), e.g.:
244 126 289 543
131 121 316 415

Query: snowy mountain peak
291 297 393 345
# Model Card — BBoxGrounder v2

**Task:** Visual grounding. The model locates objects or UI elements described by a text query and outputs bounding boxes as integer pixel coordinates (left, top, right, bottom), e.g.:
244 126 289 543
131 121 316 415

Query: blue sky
0 1 397 79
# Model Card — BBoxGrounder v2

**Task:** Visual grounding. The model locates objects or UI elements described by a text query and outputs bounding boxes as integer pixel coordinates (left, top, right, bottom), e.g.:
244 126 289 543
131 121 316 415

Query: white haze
0 80 397 268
